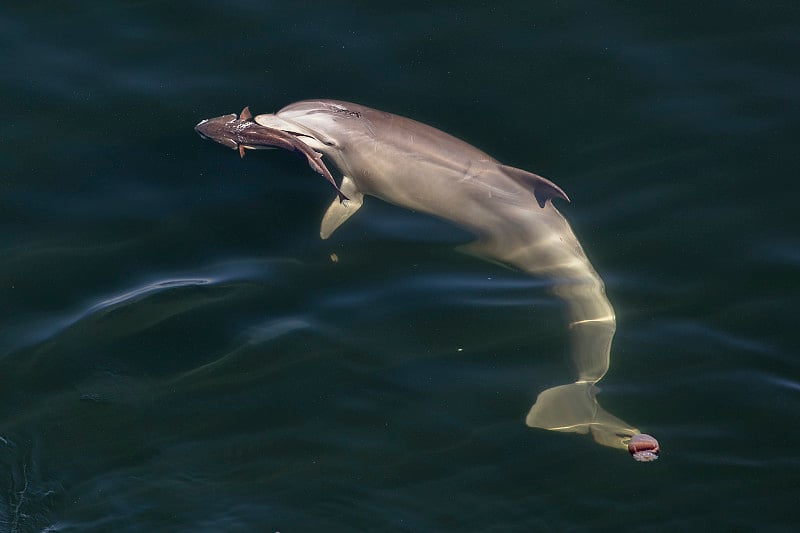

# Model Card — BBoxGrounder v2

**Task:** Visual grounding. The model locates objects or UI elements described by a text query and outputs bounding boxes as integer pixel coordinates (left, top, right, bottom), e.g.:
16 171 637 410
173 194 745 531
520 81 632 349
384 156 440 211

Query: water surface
2 2 798 531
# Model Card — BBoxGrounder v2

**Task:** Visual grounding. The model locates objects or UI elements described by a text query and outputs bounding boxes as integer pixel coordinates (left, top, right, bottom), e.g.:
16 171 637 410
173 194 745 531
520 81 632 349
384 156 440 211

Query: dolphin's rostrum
195 100 659 461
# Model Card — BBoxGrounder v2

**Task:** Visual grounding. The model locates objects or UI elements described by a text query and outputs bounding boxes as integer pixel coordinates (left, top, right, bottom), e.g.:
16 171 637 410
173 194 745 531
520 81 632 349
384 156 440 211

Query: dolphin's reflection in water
196 100 659 461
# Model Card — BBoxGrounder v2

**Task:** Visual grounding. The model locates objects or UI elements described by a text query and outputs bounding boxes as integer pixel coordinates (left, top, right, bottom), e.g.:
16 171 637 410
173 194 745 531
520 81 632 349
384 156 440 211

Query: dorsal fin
499 164 570 208
238 107 252 158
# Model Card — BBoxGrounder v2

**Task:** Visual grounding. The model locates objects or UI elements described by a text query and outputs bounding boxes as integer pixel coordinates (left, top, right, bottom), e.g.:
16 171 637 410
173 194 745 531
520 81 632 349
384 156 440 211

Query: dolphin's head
254 100 376 152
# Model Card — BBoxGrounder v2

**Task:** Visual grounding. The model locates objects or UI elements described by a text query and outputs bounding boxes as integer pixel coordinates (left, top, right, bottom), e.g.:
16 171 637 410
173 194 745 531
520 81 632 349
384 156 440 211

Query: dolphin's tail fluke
525 381 639 450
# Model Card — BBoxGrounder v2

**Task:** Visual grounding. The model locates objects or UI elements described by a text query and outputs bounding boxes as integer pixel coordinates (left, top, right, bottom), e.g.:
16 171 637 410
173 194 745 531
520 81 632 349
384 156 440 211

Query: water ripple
1 257 301 356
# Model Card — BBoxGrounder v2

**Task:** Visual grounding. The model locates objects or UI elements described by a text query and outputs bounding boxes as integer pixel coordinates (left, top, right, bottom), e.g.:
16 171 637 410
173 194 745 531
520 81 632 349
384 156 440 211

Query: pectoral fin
320 176 364 239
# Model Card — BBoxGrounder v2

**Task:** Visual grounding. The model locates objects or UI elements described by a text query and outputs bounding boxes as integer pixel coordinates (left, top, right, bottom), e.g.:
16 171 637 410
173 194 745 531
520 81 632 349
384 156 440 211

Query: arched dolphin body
195 100 659 460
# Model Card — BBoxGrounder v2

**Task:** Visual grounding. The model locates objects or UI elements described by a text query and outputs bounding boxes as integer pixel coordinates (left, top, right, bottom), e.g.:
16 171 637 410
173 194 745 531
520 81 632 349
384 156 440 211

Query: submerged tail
525 381 639 450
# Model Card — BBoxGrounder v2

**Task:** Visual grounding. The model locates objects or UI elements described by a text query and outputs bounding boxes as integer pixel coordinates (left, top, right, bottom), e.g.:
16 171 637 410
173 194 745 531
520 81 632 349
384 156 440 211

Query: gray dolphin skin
195 100 659 461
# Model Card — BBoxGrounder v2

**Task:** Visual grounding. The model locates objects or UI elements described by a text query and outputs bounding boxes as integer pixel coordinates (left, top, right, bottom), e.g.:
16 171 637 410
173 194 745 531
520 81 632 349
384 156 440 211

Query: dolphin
195 100 659 461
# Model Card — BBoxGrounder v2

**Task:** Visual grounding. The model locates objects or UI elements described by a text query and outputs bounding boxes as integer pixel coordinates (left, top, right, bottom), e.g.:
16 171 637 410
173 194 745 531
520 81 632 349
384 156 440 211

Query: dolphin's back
279 99 496 162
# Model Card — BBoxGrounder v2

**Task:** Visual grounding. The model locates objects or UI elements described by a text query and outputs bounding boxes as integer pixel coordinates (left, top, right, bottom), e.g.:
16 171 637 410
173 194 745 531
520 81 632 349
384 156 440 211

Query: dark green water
2 2 799 531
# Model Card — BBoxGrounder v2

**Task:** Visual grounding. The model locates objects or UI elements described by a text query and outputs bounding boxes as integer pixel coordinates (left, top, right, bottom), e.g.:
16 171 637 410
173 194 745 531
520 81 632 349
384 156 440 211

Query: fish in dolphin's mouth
195 107 347 201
